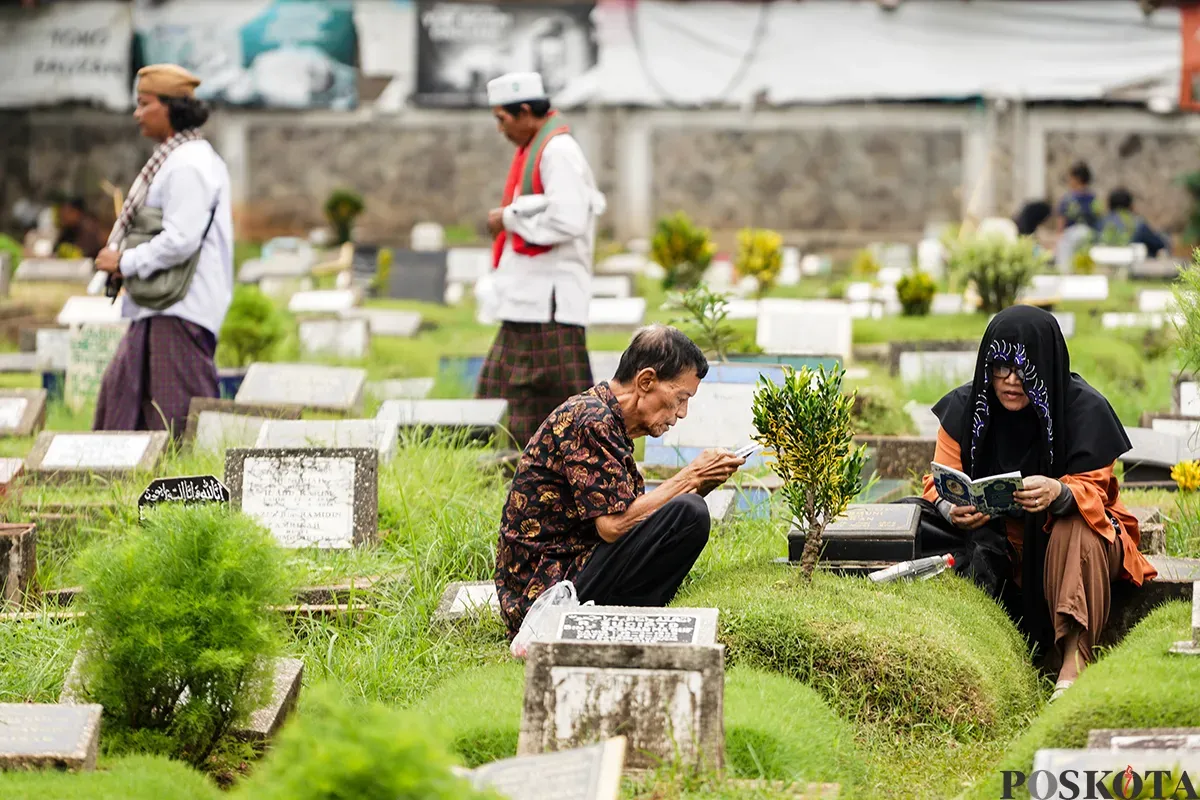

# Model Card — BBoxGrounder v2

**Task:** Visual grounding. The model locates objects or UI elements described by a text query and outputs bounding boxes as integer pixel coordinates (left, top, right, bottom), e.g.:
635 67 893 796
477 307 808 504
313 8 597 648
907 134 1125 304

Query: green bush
324 188 365 245
678 565 1042 738
218 285 288 368
970 602 1200 799
850 249 881 278
734 228 783 297
1175 251 1200 374
663 284 740 362
652 211 716 290
0 754 220 800
947 234 1049 313
75 505 291 766
896 271 936 316
235 683 497 800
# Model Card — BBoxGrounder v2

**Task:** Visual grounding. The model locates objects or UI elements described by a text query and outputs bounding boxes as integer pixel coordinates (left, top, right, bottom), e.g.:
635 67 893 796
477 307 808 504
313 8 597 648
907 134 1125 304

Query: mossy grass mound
409 661 859 788
677 564 1042 737
0 754 221 800
970 601 1200 799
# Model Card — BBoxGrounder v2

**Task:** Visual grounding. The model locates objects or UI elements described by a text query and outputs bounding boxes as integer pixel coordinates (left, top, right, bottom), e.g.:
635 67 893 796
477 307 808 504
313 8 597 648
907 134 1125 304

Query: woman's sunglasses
989 363 1026 381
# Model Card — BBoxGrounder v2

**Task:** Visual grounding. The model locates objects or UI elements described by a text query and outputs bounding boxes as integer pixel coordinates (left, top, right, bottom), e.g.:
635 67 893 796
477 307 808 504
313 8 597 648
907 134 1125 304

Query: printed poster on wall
133 0 358 109
414 1 598 108
0 1 133 110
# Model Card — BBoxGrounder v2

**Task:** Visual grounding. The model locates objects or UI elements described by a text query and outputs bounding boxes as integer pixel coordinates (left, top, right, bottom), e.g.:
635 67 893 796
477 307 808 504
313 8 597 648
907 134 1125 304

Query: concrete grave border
183 397 302 447
24 431 169 483
0 388 47 437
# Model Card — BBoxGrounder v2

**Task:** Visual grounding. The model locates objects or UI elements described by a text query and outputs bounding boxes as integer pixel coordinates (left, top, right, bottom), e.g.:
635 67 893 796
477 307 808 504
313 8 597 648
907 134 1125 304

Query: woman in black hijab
919 306 1156 698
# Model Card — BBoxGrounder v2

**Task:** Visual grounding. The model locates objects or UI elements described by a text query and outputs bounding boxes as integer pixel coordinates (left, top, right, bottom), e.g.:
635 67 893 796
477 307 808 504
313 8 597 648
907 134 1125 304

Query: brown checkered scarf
106 128 204 249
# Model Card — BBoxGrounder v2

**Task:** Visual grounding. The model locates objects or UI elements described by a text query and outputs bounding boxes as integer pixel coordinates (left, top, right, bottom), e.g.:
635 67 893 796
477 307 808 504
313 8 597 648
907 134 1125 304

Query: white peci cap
487 72 547 107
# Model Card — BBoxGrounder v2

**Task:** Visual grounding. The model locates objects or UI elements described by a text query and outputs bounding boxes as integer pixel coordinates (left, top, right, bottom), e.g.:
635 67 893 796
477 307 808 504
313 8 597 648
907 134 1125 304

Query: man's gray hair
613 324 709 383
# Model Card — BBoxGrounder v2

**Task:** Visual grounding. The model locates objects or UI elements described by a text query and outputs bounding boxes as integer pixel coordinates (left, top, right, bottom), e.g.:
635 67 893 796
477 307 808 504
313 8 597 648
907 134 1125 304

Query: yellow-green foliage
653 211 716 290
734 228 783 296
217 285 288 368
751 366 867 578
947 234 1049 313
1174 250 1200 373
371 247 393 295
896 271 936 316
663 284 739 361
851 249 881 278
0 754 220 800
1072 247 1097 274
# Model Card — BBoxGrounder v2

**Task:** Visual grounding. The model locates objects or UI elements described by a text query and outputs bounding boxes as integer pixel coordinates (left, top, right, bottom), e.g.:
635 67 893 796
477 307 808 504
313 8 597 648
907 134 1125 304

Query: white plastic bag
510 581 590 658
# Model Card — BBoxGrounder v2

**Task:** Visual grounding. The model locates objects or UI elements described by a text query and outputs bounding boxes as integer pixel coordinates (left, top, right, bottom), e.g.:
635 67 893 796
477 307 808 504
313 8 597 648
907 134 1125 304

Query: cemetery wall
9 103 1200 247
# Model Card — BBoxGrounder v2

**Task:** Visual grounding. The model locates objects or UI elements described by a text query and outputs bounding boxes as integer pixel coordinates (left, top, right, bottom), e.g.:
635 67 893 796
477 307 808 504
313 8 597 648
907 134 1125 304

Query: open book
459 737 626 800
931 462 1023 516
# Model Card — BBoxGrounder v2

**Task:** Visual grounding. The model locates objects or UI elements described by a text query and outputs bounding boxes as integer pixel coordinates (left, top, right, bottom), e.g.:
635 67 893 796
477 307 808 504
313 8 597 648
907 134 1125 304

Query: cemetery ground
0 268 1197 798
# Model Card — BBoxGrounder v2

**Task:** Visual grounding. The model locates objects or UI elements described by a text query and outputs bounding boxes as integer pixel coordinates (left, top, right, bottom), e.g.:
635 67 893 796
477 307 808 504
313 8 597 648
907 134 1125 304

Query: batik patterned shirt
494 382 643 639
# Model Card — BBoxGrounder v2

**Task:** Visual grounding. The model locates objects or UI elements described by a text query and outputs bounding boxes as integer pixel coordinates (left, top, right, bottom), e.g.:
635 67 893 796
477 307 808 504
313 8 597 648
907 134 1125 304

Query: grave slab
254 419 399 462
1103 555 1200 646
904 401 941 439
385 250 448 304
1031 748 1200 794
287 289 357 315
1100 311 1173 330
0 458 24 496
0 353 39 373
34 328 70 371
589 298 646 329
376 399 508 440
0 523 37 607
790 504 919 567
1120 427 1200 484
0 703 102 771
542 606 718 646
238 657 304 741
366 377 435 401
1175 375 1200 417
235 363 366 415
1029 274 1109 302
24 431 168 482
0 389 46 437
446 247 490 285
411 221 445 252
183 397 302 449
226 447 378 549
757 299 851 359
645 383 762 469
887 340 978 377
930 294 964 315
1088 728 1200 750
340 308 421 337
298 318 369 360
64 322 128 412
590 275 633 299
56 296 124 327
433 580 500 623
897 350 976 385
1168 581 1199 656
465 737 625 800
13 258 93 283
589 352 623 384
519 642 725 771
1138 289 1176 314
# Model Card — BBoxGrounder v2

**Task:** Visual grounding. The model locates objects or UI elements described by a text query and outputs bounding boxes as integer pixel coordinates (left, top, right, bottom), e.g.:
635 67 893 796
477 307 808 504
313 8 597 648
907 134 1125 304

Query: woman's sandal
1049 679 1074 703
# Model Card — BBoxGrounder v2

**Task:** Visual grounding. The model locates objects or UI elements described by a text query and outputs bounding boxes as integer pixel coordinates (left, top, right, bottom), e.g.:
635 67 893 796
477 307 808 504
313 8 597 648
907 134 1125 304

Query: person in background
495 325 745 641
476 71 606 454
1099 186 1170 257
1013 200 1052 237
1055 161 1101 232
92 64 233 438
918 307 1155 701
55 197 106 259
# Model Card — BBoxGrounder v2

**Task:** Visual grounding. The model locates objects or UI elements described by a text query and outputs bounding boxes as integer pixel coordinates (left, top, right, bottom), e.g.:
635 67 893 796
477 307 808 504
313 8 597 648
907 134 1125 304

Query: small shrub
895 271 936 316
663 284 739 362
1178 170 1200 249
1174 250 1200 373
1072 246 1097 274
850 249 881 278
652 211 715 290
734 228 783 297
947 234 1048 314
218 285 287 368
75 505 292 767
235 683 497 800
370 247 393 296
323 188 365 246
752 366 867 579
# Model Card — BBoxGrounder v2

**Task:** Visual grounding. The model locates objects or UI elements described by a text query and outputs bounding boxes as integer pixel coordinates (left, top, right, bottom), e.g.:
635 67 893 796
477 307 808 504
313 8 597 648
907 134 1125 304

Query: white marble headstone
1181 381 1200 417
194 411 269 453
446 248 490 285
35 328 71 371
589 298 646 328
756 299 852 359
298 318 369 360
240 454 358 548
898 351 976 385
287 289 357 315
930 294 964 315
411 222 445 252
376 399 507 428
0 398 28 431
41 433 152 470
1138 289 1176 314
235 363 366 413
660 383 755 451
339 308 421 338
57 296 124 327
254 419 399 462
590 275 632 299
777 247 801 286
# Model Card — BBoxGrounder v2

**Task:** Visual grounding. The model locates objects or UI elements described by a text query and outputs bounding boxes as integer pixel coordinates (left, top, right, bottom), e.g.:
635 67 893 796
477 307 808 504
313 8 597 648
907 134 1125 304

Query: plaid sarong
478 321 593 451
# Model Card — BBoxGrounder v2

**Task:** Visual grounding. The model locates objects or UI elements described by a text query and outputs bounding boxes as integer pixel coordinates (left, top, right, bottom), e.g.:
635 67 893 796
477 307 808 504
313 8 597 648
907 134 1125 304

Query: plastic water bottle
869 554 955 584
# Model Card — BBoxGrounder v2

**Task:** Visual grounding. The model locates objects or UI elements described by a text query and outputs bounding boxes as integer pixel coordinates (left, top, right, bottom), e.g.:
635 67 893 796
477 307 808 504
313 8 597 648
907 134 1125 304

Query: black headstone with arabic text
789 503 919 567
138 475 230 521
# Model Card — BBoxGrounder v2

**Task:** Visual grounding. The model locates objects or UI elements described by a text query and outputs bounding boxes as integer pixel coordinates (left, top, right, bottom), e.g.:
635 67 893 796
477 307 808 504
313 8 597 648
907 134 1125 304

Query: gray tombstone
1088 728 1200 750
298 318 370 360
465 738 626 800
13 258 94 283
543 606 718 646
254 419 399 462
24 431 169 482
376 399 508 440
433 580 500 624
0 389 47 437
287 289 357 315
183 397 302 450
340 308 421 338
366 377 435 401
34 328 70 371
446 248 491 286
386 250 448 304
235 363 366 415
0 703 102 771
225 447 379 549
791 504 920 567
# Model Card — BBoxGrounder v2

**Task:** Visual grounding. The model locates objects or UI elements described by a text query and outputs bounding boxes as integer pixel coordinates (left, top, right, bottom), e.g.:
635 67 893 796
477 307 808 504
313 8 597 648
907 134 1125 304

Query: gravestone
24 431 168 481
1028 274 1109 302
724 299 759 320
845 282 873 302
65 323 128 412
287 289 357 315
789 504 920 566
0 703 102 771
930 294 964 315
0 353 39 373
897 350 976 385
1088 728 1200 750
56 296 124 326
225 447 379 549
0 458 24 495
183 397 302 450
519 642 725 770
778 247 801 286
35 328 70 371
350 244 380 281
386 250 448 304
853 435 936 479
411 221 445 252
238 250 314 284
1168 581 1199 656
1104 555 1200 646
595 253 646 276
543 607 718 646
446 247 490 286
138 475 230 522
1052 311 1076 339
589 298 646 329
465 737 626 800
0 389 46 437
0 252 9 298
366 377 435 401
238 657 304 741
1148 416 1200 441
376 399 508 440
1138 289 1176 314
340 308 421 338
1101 312 1169 331
235 363 366 415
13 258 93 283
590 275 633 299
434 580 500 623
756 299 852 360
298 318 370 360
1132 256 1183 281
1176 376 1200 417
589 352 623 384
1121 427 1200 483
0 523 36 607
888 340 978 377
1031 748 1200 794
254 419 400 462
645 383 761 469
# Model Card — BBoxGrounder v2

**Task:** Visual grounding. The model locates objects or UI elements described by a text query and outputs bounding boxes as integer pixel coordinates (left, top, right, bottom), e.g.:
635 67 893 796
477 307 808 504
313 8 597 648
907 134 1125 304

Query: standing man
477 71 606 452
92 64 233 438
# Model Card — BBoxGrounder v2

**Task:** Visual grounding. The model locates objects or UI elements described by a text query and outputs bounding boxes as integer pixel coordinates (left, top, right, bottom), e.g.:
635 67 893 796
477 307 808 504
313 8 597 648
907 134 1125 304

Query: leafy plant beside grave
324 188 365 246
850 249 881 278
218 285 288 368
662 284 741 362
370 247 393 297
947 233 1049 314
652 211 715 290
74 504 293 768
895 270 936 316
734 227 783 297
1173 250 1200 373
752 366 867 579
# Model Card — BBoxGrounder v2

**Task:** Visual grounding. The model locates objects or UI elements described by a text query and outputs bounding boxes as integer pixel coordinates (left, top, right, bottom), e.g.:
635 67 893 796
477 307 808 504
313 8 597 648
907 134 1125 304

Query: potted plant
946 233 1049 313
752 365 867 579
652 212 715 291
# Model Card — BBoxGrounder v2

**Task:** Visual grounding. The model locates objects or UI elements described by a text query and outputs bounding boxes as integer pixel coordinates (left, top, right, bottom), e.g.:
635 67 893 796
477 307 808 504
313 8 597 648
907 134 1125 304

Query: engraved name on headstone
559 611 701 645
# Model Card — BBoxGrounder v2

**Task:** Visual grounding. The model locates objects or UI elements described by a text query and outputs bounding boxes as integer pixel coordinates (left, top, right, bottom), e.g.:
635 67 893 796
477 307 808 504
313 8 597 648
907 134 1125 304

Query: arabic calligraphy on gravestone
138 475 231 521
559 612 699 644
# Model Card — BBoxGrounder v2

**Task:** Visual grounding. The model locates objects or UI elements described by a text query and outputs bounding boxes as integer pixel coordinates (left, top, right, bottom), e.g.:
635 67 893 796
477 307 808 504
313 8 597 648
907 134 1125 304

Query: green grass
0 755 221 800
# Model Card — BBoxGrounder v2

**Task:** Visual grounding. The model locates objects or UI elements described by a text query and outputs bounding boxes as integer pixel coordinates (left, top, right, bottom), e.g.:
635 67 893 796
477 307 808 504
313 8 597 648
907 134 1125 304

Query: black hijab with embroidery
932 305 1130 651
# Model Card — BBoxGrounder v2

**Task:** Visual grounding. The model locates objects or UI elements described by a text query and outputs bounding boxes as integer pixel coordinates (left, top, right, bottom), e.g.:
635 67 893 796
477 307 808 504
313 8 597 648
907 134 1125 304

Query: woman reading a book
919 306 1156 700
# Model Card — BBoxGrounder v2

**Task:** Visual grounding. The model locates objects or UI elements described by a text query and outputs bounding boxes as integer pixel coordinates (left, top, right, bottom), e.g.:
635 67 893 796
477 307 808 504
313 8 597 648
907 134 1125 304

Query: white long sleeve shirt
493 132 606 326
118 139 234 336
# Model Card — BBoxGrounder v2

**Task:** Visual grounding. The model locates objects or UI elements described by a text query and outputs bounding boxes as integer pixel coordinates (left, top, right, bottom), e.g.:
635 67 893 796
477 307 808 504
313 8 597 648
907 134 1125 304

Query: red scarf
492 113 570 268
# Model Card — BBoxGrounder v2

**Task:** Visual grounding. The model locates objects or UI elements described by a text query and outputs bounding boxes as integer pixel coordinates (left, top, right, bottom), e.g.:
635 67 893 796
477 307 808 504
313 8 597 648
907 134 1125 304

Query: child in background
1056 161 1101 232
1098 186 1170 257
